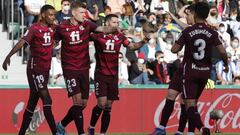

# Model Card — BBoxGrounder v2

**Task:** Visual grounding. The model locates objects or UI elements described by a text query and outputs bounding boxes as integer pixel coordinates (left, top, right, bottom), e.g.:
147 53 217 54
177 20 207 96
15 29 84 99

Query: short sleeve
22 26 35 45
54 25 61 42
175 30 186 47
87 21 97 32
213 31 224 47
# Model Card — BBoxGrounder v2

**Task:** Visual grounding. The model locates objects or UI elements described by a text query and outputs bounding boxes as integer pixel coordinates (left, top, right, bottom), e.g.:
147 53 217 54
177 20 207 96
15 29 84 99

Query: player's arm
216 44 229 73
171 43 182 53
127 36 150 50
2 39 26 71
167 11 189 29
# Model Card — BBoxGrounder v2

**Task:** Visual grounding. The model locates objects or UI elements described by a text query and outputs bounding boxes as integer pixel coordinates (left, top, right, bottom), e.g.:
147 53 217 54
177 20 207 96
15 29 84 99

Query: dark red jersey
91 32 130 75
22 22 54 71
55 20 97 70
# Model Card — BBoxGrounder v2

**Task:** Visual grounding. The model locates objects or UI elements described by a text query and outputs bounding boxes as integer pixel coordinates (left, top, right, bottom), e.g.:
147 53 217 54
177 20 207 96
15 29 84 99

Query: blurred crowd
4 0 240 85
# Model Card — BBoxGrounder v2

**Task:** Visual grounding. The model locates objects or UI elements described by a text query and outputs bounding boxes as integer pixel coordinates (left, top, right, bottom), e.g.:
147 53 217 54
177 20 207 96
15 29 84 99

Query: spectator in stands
218 23 231 48
55 0 72 23
129 53 155 84
148 51 169 84
233 76 240 85
150 0 170 13
216 52 237 84
226 37 240 62
24 0 45 26
139 33 161 62
107 0 126 14
119 3 134 29
50 50 64 85
118 52 130 85
97 6 111 26
158 31 178 63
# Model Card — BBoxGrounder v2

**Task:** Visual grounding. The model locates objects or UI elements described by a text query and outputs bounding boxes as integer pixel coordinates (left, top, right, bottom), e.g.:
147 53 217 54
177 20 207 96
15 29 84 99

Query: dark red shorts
63 69 89 99
27 68 49 92
168 68 183 93
94 72 119 100
169 68 208 99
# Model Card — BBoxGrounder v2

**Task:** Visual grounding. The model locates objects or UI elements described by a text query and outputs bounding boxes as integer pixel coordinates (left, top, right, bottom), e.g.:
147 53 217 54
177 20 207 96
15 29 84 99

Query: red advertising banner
0 88 239 133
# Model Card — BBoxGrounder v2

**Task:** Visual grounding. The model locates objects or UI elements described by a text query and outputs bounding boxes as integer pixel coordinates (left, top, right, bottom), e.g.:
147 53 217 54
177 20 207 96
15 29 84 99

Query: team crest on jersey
79 26 85 30
114 35 119 41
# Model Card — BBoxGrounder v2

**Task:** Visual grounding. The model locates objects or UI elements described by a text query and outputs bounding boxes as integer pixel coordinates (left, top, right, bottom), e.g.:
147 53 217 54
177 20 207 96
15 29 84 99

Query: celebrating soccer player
150 2 228 135
87 14 151 135
2 5 59 135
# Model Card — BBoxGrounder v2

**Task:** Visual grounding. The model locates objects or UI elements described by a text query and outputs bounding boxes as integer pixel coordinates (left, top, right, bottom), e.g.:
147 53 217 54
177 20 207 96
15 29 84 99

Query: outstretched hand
2 56 11 71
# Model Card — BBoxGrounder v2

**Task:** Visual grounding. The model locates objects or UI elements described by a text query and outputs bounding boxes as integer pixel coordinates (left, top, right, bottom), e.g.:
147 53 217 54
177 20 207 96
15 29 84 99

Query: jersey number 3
193 39 206 60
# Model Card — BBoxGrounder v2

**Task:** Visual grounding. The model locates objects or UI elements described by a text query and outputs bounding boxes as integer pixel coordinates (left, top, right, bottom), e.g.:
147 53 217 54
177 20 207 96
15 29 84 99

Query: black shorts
94 72 119 100
63 69 89 99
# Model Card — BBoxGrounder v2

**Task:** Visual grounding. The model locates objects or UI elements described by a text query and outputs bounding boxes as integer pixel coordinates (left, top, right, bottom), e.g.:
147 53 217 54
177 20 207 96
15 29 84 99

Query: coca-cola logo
12 102 45 133
154 93 240 130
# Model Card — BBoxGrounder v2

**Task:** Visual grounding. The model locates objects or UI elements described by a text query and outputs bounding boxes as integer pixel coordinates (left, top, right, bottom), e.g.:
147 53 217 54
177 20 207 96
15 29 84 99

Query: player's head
194 2 210 21
40 5 56 25
185 4 195 25
70 1 87 22
105 14 119 27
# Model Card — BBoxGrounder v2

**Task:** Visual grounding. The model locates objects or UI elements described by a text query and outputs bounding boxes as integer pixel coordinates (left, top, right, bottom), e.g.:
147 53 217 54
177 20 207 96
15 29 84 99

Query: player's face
43 9 56 25
72 7 86 22
106 17 119 27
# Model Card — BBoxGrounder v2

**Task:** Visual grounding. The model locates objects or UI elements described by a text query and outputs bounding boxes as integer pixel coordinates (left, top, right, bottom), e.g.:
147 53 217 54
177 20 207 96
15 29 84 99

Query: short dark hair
61 0 71 4
40 4 55 14
105 14 119 22
155 51 163 57
194 2 210 19
70 1 86 10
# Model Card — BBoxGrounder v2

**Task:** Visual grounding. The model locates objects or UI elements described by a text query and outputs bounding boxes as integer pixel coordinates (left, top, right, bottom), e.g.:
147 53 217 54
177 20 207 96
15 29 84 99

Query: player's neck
39 20 48 27
195 18 206 24
70 17 81 26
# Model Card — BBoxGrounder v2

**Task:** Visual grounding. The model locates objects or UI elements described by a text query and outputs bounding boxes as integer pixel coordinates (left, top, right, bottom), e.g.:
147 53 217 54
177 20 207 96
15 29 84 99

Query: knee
103 106 112 112
166 89 179 100
41 96 52 106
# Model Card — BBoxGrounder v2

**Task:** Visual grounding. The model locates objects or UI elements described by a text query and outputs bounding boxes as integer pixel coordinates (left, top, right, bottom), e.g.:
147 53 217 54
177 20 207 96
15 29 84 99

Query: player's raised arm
2 39 26 71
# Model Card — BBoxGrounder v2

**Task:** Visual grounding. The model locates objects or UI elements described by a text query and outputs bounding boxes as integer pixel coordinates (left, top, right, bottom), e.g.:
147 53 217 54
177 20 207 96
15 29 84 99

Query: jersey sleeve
213 31 224 47
21 25 35 45
54 25 61 43
87 21 98 32
175 30 186 47
121 33 130 47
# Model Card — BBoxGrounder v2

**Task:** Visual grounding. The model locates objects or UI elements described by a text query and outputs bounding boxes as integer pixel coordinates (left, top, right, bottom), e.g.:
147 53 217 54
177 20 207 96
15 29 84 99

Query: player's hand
223 65 229 73
2 56 11 71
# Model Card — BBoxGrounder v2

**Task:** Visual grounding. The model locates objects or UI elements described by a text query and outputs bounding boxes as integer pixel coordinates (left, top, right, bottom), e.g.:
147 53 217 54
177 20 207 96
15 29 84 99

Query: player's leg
58 70 89 135
88 73 108 135
182 78 209 135
175 95 187 135
100 76 118 135
71 93 85 135
100 100 114 134
151 69 182 135
19 90 39 135
88 97 107 135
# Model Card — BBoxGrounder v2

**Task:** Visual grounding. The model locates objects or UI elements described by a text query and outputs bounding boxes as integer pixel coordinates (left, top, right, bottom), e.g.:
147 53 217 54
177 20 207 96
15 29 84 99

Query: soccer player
54 2 117 135
151 2 228 135
87 14 150 135
2 5 58 135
